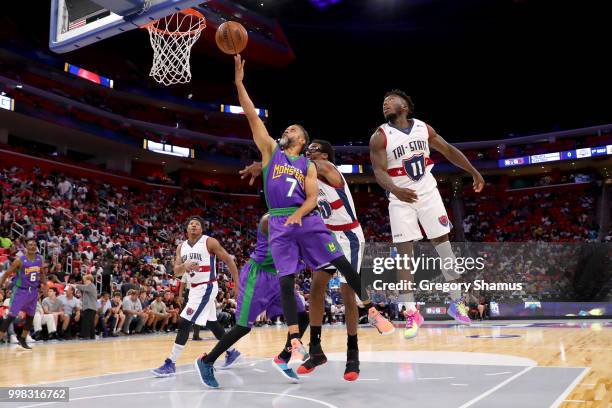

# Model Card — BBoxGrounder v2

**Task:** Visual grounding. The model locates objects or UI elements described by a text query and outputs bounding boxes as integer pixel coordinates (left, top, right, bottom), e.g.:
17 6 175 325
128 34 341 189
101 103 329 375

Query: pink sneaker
368 307 395 335
413 308 425 326
403 309 423 339
290 338 309 363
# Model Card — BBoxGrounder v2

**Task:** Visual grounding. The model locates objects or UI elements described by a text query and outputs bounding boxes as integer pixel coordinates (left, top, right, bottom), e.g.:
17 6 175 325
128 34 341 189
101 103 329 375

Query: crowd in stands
0 159 609 344
0 162 265 343
462 181 600 242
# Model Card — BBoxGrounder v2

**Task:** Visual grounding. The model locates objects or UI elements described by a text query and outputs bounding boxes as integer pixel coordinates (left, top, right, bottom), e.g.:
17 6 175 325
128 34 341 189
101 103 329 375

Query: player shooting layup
239 139 387 381
233 54 392 367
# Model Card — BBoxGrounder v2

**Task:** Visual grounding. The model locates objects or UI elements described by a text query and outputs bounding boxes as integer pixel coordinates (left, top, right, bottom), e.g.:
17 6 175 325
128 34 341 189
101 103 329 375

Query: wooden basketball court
1 320 610 407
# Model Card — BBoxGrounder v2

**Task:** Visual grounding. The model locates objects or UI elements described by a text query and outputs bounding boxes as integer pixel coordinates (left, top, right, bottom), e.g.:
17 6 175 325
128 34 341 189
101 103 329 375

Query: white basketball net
145 9 206 86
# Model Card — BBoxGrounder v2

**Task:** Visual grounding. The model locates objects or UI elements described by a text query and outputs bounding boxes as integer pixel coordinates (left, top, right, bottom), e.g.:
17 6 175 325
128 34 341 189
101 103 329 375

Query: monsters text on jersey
271 163 305 188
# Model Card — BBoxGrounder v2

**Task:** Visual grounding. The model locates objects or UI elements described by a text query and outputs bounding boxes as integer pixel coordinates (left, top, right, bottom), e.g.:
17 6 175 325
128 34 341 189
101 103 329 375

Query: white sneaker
10 334 18 344
26 335 35 343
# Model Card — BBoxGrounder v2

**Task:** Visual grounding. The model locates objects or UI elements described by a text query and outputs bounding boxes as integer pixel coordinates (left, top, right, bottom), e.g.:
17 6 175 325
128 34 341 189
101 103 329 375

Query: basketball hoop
144 8 206 86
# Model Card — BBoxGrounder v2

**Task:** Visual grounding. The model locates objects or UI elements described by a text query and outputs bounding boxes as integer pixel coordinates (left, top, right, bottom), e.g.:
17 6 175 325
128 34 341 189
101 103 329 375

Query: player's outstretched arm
0 258 21 288
427 125 485 192
207 238 239 295
369 129 418 203
285 162 318 226
312 159 343 187
234 55 276 164
239 161 263 185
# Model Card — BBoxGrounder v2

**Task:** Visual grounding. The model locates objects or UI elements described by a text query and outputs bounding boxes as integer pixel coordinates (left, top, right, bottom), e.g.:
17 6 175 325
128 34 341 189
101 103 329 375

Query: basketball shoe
403 309 424 339
152 358 176 377
344 349 360 381
297 342 327 375
448 300 471 325
290 338 309 363
368 307 395 335
219 348 241 369
17 336 32 350
195 354 219 388
272 355 300 383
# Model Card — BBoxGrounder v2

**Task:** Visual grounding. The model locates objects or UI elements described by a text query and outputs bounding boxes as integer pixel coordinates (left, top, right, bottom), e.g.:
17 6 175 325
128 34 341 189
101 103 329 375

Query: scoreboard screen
498 145 612 168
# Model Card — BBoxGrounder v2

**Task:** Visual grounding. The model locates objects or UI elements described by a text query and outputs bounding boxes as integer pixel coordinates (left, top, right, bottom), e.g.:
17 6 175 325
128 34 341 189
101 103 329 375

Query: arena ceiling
1 0 611 144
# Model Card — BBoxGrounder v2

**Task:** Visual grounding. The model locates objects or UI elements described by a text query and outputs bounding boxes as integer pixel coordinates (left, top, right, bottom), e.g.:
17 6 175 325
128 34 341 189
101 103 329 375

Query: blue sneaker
195 355 219 388
448 301 471 325
219 348 241 370
272 356 300 383
152 358 176 377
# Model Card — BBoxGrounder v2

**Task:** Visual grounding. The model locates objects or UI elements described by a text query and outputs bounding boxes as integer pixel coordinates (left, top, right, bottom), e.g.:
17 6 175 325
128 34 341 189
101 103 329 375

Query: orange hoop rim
143 8 206 36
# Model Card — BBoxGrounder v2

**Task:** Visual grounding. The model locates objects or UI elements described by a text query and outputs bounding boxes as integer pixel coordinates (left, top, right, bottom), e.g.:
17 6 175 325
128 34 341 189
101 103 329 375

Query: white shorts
323 227 365 284
180 282 218 326
389 187 451 243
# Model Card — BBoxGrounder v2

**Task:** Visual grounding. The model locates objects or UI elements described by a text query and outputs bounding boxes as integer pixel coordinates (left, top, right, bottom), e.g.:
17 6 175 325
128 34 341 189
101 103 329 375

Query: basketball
215 21 248 55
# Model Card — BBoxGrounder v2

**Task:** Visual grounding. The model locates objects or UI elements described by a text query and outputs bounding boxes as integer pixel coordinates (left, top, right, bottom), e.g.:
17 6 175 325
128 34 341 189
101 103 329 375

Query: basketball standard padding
215 21 248 55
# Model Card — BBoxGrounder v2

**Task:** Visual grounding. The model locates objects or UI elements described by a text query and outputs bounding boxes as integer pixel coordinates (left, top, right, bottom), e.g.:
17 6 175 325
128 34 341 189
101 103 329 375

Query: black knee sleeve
0 315 15 333
175 317 192 346
205 320 226 340
330 256 363 299
279 275 298 326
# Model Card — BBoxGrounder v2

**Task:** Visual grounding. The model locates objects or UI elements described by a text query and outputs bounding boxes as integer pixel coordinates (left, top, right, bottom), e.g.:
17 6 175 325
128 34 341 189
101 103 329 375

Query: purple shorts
269 212 342 277
9 287 38 317
235 260 305 327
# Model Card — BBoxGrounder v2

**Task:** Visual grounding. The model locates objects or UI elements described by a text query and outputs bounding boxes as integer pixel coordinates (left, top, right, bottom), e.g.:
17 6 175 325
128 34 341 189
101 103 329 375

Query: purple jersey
15 254 42 289
249 221 276 273
263 145 310 210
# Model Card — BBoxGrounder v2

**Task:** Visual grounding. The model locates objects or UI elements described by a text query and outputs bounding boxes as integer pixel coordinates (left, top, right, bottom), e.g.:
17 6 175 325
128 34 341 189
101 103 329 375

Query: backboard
49 0 206 53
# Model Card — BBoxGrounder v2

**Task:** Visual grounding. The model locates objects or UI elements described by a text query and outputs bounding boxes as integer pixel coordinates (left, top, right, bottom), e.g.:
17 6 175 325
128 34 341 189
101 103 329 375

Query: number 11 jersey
380 118 437 198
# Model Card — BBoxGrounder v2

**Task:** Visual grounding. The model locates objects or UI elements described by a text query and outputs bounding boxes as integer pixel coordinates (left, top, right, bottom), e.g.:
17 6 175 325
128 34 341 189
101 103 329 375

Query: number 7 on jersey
285 177 297 197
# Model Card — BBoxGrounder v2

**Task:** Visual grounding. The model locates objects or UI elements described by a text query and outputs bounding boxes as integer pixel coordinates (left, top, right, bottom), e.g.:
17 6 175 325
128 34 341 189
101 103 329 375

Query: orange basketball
215 21 248 55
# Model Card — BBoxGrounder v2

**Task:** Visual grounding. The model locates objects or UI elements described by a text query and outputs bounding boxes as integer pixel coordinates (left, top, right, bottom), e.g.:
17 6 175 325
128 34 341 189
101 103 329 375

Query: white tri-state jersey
179 235 216 285
380 118 438 198
316 164 360 229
